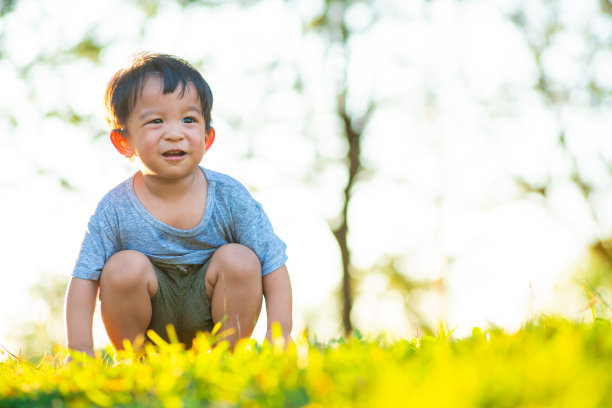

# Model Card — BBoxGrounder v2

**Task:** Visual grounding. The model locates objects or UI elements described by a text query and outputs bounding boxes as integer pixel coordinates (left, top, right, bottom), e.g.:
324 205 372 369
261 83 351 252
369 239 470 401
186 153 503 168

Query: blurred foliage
0 0 16 16
365 255 436 334
67 36 104 64
575 240 612 320
2 318 612 407
601 0 612 16
135 0 261 15
45 109 91 127
508 1 612 310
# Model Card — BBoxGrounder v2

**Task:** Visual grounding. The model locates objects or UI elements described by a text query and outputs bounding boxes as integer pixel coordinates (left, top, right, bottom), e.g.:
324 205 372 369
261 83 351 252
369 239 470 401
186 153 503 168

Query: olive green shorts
147 259 214 346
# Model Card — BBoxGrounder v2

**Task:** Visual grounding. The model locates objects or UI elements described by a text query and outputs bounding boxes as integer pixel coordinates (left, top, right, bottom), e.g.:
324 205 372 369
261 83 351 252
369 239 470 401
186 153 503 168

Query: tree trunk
330 90 364 336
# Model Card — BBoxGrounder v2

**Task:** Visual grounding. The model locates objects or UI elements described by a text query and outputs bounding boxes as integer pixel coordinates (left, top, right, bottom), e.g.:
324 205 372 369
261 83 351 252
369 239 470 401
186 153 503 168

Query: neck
136 168 204 201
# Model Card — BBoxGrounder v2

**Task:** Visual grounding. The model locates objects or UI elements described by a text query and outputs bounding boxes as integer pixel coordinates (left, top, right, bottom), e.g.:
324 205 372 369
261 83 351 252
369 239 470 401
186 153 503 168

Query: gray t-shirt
72 167 287 280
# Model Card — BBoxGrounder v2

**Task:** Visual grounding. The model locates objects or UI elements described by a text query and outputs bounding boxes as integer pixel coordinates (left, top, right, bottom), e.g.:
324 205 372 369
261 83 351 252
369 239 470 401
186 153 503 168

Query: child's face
122 75 213 180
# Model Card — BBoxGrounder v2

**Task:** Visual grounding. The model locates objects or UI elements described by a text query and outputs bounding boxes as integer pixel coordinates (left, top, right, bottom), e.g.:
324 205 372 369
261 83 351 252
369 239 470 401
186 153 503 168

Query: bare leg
205 244 263 347
99 250 158 350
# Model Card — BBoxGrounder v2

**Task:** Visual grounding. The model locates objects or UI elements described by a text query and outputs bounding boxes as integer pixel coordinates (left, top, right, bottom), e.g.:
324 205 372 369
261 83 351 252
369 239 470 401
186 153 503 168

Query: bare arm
65 277 99 357
262 265 293 343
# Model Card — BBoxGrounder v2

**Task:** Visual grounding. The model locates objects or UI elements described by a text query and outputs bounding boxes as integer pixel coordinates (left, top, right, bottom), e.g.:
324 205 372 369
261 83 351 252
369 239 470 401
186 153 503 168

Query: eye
183 117 196 124
148 118 163 125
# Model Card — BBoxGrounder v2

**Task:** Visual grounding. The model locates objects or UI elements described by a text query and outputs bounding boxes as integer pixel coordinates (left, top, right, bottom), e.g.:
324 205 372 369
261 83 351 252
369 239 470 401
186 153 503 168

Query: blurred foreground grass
1 318 612 407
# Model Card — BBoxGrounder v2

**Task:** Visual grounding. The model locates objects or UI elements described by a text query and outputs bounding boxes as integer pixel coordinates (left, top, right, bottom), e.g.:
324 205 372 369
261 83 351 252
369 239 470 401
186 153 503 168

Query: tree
299 0 374 335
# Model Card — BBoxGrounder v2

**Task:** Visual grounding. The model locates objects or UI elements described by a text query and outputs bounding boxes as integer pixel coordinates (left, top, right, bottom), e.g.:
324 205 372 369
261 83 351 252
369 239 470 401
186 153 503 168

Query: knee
211 244 262 282
100 250 152 291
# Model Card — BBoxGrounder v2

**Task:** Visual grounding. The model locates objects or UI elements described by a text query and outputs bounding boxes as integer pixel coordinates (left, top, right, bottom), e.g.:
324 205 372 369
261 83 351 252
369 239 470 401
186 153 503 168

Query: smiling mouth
162 150 186 157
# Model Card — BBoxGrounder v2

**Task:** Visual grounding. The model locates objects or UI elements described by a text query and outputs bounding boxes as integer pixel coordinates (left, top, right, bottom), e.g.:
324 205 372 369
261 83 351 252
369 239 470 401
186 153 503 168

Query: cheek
140 134 160 152
189 131 207 147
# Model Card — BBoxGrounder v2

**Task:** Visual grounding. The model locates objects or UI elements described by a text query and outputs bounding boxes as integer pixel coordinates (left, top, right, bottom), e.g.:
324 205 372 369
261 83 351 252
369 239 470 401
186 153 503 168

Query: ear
110 130 134 158
204 127 215 153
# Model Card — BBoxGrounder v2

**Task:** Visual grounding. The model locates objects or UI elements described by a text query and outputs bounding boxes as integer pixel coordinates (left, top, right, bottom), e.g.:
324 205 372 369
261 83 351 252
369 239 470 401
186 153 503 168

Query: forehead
136 75 198 104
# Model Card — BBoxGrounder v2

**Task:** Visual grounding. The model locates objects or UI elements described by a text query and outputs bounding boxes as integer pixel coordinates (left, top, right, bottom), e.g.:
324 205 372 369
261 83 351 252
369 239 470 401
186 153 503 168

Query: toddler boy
64 53 292 357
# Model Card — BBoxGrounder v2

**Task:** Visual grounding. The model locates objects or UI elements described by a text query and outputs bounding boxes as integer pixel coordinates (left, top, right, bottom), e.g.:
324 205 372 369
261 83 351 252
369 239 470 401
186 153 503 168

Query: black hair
104 52 213 132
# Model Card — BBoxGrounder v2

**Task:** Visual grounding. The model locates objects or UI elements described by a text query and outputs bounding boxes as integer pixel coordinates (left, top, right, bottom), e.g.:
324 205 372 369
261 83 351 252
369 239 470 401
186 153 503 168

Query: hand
64 347 95 364
265 328 293 347
262 266 293 347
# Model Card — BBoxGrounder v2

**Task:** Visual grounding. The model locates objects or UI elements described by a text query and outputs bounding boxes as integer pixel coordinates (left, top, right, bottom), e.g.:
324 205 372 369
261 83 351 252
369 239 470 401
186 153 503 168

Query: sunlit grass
1 318 612 407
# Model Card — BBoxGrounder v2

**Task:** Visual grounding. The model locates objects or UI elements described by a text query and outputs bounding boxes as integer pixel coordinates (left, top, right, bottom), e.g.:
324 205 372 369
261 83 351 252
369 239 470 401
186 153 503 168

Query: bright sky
0 0 609 354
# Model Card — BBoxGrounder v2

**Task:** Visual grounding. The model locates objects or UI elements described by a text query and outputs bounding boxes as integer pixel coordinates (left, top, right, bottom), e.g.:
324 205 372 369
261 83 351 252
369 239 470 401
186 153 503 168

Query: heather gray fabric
72 167 287 280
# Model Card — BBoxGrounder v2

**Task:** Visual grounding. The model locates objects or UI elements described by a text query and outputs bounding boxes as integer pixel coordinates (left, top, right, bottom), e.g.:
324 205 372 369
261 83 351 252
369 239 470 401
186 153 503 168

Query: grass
1 318 612 407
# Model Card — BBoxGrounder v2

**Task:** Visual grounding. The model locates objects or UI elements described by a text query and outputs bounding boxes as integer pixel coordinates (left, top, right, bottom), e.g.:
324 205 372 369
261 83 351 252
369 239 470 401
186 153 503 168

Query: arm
65 276 99 358
262 265 293 343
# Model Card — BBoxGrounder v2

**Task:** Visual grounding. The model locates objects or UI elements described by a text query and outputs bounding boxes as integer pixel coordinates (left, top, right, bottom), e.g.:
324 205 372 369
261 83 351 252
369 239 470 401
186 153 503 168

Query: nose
163 122 185 141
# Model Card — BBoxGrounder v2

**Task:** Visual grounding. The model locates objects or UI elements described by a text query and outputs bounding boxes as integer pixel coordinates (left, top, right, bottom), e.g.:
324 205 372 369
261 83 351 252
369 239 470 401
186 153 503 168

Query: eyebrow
138 109 161 121
186 105 203 115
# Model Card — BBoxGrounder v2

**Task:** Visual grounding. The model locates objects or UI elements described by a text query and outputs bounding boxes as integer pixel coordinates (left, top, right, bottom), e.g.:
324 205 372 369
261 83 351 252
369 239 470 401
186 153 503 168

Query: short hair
104 52 213 132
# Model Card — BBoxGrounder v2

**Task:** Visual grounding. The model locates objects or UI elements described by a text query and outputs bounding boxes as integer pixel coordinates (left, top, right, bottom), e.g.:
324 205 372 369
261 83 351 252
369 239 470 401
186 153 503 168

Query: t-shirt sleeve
72 200 120 280
230 193 287 276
